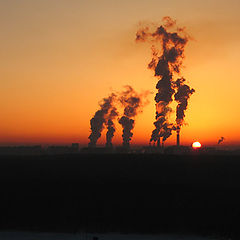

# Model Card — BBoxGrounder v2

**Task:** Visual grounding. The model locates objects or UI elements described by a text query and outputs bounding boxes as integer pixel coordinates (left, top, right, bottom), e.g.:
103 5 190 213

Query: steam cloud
136 16 194 145
89 17 193 148
218 137 225 145
118 86 146 148
174 78 195 131
89 86 147 148
105 107 118 148
88 94 116 148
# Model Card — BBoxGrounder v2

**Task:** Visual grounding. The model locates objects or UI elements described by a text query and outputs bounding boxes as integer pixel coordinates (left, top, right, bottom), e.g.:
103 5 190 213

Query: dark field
0 153 240 239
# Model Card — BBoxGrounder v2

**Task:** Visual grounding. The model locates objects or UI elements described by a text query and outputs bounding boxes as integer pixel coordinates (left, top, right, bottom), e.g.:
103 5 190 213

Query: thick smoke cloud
218 137 225 145
105 107 118 148
88 94 116 147
89 86 148 148
118 116 134 148
174 78 195 130
89 16 193 148
118 86 146 148
136 16 194 145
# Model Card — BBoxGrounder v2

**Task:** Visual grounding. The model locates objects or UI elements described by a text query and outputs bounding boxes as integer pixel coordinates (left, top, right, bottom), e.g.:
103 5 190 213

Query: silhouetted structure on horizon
0 143 239 156
177 131 180 146
0 145 42 155
46 143 79 154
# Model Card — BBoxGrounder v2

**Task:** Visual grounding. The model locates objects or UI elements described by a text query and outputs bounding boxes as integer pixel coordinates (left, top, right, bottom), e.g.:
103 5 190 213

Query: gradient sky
1 0 240 147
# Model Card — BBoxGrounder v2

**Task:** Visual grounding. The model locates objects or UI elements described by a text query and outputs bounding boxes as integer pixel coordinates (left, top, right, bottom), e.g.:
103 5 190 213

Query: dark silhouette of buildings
0 145 42 155
0 143 79 155
46 143 79 154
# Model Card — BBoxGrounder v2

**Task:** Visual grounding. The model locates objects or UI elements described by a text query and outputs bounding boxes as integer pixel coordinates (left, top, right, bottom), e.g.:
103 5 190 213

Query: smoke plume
118 86 146 148
136 16 193 145
105 107 118 148
218 137 225 145
89 86 148 148
174 78 195 130
88 94 116 147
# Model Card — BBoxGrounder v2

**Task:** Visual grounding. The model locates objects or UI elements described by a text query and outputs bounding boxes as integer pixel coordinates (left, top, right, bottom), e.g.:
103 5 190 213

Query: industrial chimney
177 131 180 146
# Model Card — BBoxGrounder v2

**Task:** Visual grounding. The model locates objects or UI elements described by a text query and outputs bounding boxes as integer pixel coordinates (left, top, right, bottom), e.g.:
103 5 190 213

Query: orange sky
0 0 240 147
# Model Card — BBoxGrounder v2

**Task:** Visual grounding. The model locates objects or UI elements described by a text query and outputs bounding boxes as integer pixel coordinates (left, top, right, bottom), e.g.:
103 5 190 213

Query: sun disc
192 141 202 149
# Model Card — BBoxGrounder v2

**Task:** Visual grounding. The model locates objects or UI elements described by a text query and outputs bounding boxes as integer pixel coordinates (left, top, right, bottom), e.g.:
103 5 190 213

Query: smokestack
177 131 180 146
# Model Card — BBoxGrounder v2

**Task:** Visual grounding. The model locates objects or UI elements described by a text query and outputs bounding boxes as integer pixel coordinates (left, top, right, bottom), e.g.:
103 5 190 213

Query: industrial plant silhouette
87 17 194 151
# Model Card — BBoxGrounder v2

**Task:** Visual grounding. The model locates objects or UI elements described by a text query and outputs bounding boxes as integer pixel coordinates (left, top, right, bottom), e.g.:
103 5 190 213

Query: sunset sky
1 0 240 147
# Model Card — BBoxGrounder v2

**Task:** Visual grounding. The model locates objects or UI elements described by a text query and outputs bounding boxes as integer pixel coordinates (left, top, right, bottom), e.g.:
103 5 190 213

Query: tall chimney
177 131 180 146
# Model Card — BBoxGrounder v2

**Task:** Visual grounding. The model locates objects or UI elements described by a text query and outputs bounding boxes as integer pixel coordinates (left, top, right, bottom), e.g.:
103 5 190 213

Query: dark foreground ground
0 153 240 239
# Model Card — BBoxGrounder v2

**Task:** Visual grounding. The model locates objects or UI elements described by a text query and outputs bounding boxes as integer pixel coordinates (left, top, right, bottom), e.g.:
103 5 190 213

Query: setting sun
192 141 202 149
